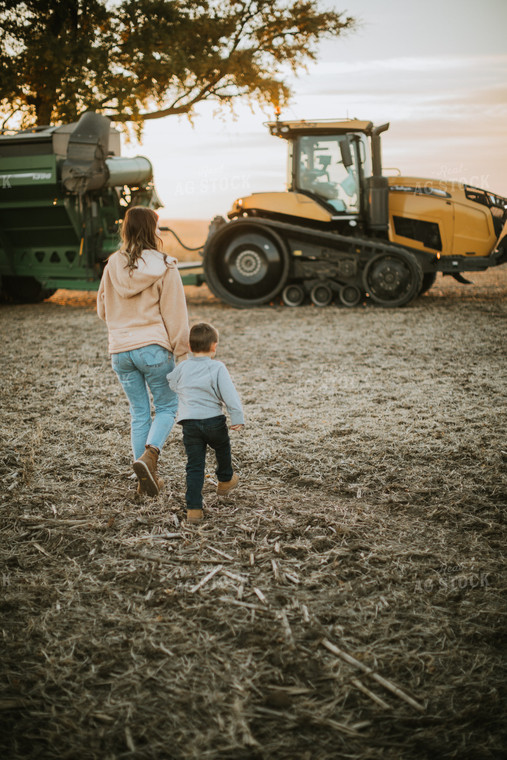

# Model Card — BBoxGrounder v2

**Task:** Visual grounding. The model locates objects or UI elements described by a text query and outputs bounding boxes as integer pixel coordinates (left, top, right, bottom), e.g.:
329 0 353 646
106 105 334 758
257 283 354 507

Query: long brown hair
120 206 163 271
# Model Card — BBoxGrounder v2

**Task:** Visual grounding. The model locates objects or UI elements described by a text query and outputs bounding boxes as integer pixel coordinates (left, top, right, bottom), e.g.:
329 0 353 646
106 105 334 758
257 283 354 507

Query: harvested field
1 254 506 759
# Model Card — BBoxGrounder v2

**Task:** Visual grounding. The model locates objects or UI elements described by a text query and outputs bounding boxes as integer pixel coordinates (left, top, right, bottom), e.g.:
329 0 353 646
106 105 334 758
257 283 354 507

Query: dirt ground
1 256 506 759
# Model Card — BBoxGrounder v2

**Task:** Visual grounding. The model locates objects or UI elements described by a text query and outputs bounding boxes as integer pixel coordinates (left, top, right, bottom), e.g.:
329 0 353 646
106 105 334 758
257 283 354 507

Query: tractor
202 119 507 307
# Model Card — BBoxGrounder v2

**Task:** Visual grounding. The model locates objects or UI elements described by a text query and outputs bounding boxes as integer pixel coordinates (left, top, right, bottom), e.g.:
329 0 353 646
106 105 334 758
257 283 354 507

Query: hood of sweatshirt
106 250 177 298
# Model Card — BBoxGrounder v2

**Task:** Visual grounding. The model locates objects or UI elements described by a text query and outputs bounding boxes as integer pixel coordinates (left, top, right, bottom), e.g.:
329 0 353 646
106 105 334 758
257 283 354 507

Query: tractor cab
295 132 360 214
228 119 390 234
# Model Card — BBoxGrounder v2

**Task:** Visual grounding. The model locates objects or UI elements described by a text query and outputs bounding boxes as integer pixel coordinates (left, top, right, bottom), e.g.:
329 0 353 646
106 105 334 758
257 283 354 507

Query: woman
97 206 189 496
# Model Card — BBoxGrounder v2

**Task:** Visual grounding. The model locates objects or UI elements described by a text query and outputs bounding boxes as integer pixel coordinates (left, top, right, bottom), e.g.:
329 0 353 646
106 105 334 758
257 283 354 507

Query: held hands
230 424 244 431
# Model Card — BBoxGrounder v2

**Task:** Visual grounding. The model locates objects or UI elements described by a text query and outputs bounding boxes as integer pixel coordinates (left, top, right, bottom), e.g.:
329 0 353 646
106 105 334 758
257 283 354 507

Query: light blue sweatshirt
167 356 244 426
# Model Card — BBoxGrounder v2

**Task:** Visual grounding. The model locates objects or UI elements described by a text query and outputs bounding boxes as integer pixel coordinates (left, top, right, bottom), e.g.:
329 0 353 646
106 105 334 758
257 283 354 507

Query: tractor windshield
296 135 359 214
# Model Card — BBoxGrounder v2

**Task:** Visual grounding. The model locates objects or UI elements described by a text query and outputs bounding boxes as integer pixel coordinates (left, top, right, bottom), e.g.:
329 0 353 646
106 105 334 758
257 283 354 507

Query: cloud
305 54 507 75
436 84 507 109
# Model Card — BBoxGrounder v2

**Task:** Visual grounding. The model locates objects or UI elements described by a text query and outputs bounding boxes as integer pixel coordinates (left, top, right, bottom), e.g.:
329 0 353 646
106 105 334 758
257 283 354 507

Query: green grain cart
0 112 169 303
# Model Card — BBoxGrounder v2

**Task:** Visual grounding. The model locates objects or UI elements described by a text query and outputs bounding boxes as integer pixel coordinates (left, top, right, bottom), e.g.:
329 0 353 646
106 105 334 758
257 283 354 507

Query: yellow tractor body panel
388 177 498 257
229 192 334 223
452 198 498 257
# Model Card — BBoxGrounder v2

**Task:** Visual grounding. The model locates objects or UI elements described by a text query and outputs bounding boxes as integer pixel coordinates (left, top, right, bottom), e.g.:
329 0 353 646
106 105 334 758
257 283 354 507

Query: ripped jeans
111 344 178 461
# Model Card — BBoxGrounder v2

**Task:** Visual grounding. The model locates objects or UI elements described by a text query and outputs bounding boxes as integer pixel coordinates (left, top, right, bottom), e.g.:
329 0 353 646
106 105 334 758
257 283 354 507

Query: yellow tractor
202 119 507 307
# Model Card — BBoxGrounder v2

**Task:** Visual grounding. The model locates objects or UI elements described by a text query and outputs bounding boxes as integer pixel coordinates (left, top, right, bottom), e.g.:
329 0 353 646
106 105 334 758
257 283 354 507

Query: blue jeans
111 345 178 461
181 416 233 509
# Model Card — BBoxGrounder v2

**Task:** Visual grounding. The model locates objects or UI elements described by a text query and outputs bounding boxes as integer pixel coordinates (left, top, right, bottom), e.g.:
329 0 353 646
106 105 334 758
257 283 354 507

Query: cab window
297 135 359 213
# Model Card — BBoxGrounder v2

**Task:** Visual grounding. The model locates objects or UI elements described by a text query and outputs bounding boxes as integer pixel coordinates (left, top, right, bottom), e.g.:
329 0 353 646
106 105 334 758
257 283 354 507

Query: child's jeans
181 415 233 509
111 345 178 461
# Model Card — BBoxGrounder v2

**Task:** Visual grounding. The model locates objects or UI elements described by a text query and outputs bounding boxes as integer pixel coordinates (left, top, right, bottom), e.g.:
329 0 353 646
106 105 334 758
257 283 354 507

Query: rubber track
228 216 433 267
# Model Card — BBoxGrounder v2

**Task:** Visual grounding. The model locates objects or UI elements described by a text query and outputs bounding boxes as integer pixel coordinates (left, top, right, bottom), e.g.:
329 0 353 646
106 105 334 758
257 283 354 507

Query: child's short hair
189 322 219 353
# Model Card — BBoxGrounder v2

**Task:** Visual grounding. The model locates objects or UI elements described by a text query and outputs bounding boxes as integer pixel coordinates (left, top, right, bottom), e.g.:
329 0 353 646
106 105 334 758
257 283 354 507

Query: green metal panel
0 147 124 288
180 271 205 287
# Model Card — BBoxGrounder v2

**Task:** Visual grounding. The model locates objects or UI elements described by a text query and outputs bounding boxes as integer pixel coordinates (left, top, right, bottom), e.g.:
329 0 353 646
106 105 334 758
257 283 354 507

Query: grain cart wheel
204 224 289 307
363 249 422 307
282 283 306 307
1 276 56 303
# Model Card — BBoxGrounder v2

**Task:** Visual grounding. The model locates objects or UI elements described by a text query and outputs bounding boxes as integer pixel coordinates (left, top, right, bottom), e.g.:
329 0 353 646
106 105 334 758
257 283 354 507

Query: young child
167 322 244 524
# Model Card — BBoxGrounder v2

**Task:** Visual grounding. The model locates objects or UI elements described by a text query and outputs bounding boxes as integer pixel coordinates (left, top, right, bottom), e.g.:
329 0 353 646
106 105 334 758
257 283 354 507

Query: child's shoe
217 472 239 496
187 509 204 524
133 445 162 496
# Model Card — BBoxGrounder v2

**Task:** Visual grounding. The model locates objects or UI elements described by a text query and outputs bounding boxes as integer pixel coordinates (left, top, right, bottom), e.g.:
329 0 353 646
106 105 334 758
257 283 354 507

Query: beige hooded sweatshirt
97 249 189 359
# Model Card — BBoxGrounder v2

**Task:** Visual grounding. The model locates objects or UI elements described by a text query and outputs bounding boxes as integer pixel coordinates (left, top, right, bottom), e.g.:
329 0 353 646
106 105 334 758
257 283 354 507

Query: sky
123 0 507 220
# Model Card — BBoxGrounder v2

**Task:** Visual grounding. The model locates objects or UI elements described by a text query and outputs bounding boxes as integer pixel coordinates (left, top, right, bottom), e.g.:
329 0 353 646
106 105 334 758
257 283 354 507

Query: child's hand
230 424 244 431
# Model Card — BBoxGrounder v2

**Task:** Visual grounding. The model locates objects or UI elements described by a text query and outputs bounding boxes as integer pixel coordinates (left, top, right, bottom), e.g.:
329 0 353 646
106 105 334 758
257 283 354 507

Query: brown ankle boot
187 509 204 524
217 472 239 496
137 477 164 496
133 445 163 496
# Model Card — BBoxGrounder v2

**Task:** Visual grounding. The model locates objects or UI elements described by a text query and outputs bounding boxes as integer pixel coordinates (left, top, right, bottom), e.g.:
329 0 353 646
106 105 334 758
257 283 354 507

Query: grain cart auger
202 119 507 307
0 112 161 303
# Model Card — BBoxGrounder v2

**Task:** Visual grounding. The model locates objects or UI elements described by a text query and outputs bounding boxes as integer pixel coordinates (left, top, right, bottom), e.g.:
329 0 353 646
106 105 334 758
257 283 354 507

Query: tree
0 0 355 131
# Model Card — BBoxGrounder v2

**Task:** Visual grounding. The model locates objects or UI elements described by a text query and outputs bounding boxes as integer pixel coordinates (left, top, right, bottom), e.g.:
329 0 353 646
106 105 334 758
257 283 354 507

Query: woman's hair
120 206 163 271
189 322 219 353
